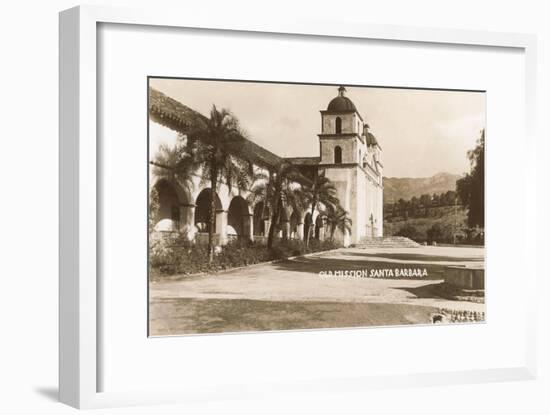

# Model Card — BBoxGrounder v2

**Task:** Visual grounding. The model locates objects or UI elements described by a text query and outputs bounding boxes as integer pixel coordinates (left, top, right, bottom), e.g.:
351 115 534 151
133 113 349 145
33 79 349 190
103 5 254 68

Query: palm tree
150 135 200 236
246 170 273 234
324 204 352 242
248 162 307 249
302 172 339 246
187 105 256 262
151 134 200 191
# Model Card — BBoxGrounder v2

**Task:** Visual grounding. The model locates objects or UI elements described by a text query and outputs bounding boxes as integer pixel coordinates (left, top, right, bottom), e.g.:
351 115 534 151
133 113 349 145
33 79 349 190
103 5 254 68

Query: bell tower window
335 117 342 134
334 146 342 164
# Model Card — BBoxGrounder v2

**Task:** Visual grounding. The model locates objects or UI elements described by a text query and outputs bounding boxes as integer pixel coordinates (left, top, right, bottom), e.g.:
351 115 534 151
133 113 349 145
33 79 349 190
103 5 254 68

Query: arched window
334 146 342 164
335 117 342 134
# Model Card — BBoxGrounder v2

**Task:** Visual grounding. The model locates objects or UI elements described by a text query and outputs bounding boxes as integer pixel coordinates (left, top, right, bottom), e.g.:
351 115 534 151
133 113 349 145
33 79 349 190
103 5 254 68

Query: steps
355 236 420 248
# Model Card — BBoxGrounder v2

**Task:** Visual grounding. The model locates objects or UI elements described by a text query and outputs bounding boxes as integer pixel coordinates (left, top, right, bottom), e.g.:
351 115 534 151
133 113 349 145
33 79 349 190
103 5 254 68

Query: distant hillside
383 172 461 204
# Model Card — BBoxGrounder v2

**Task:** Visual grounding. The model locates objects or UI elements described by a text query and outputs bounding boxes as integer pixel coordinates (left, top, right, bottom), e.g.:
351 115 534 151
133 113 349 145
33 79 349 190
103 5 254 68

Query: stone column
297 222 304 240
318 220 326 241
179 203 196 242
215 209 228 246
309 223 315 241
243 213 254 242
281 220 290 240
264 219 271 237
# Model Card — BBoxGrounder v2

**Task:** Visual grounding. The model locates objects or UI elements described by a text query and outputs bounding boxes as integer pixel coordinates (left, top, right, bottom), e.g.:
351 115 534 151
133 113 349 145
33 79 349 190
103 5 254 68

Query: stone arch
278 206 290 239
311 209 320 223
194 188 222 233
152 178 190 232
227 195 251 239
334 146 342 164
215 182 233 212
314 215 324 240
289 210 302 240
253 201 269 236
282 205 293 222
154 177 192 205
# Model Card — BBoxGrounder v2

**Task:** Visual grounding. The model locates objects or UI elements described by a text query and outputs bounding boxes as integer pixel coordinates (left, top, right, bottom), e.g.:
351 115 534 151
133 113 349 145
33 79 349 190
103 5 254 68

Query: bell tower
317 86 384 245
318 86 366 166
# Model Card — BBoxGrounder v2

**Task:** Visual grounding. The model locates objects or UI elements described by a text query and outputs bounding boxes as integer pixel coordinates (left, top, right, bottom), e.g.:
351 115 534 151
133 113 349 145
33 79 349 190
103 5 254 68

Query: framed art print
59 5 538 409
147 78 486 336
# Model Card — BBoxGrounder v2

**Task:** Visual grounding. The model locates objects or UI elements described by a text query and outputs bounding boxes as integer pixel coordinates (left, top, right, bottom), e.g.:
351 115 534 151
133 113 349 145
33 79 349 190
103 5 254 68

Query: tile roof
366 132 379 147
284 156 321 166
149 87 283 168
149 87 207 131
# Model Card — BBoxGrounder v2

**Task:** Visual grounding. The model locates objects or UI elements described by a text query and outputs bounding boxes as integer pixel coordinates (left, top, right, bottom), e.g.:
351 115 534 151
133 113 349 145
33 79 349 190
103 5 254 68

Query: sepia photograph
147 78 486 336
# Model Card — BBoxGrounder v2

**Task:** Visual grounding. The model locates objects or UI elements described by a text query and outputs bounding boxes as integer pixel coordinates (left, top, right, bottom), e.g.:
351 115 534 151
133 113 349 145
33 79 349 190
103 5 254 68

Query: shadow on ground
149 297 440 335
395 282 485 303
393 283 444 299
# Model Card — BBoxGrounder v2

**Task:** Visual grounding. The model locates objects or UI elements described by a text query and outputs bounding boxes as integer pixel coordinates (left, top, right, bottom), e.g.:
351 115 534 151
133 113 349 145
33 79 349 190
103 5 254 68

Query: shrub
461 228 484 245
150 237 341 277
395 224 423 242
426 223 444 245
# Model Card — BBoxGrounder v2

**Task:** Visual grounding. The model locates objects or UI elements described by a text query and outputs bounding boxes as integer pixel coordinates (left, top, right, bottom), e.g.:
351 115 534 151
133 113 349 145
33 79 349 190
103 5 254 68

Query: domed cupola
327 86 357 112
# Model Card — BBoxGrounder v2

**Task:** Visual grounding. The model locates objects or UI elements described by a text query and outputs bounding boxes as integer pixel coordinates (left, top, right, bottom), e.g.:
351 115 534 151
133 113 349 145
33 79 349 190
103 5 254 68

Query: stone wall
444 266 485 289
321 112 362 134
319 136 358 164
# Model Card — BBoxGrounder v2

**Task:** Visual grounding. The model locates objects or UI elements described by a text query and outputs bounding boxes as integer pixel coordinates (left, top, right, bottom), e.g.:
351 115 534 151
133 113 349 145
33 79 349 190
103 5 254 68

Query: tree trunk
305 202 315 247
208 172 217 263
267 198 281 249
260 190 269 236
282 219 288 242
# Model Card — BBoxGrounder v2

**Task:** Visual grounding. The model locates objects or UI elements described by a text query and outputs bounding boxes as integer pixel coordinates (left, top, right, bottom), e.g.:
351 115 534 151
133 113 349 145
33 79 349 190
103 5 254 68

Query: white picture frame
59 4 538 409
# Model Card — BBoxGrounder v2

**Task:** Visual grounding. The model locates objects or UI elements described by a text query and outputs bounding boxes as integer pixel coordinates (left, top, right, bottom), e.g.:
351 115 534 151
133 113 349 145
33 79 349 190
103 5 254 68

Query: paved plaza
149 245 485 335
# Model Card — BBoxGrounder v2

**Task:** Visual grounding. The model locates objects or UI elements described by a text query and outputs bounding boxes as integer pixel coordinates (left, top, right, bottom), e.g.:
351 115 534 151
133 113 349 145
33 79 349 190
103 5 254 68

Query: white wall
0 1 548 414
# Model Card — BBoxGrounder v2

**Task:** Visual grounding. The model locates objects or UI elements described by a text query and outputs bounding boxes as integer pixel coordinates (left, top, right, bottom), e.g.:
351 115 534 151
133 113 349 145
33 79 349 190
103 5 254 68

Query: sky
150 78 485 178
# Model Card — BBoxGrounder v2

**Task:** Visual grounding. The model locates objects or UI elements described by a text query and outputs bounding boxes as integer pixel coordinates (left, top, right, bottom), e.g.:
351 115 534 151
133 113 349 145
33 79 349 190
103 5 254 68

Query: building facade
149 85 383 246
319 86 384 244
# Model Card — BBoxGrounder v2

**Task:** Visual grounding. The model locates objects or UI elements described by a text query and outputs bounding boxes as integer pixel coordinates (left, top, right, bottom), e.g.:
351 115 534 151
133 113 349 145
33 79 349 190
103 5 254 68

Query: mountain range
383 172 461 204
